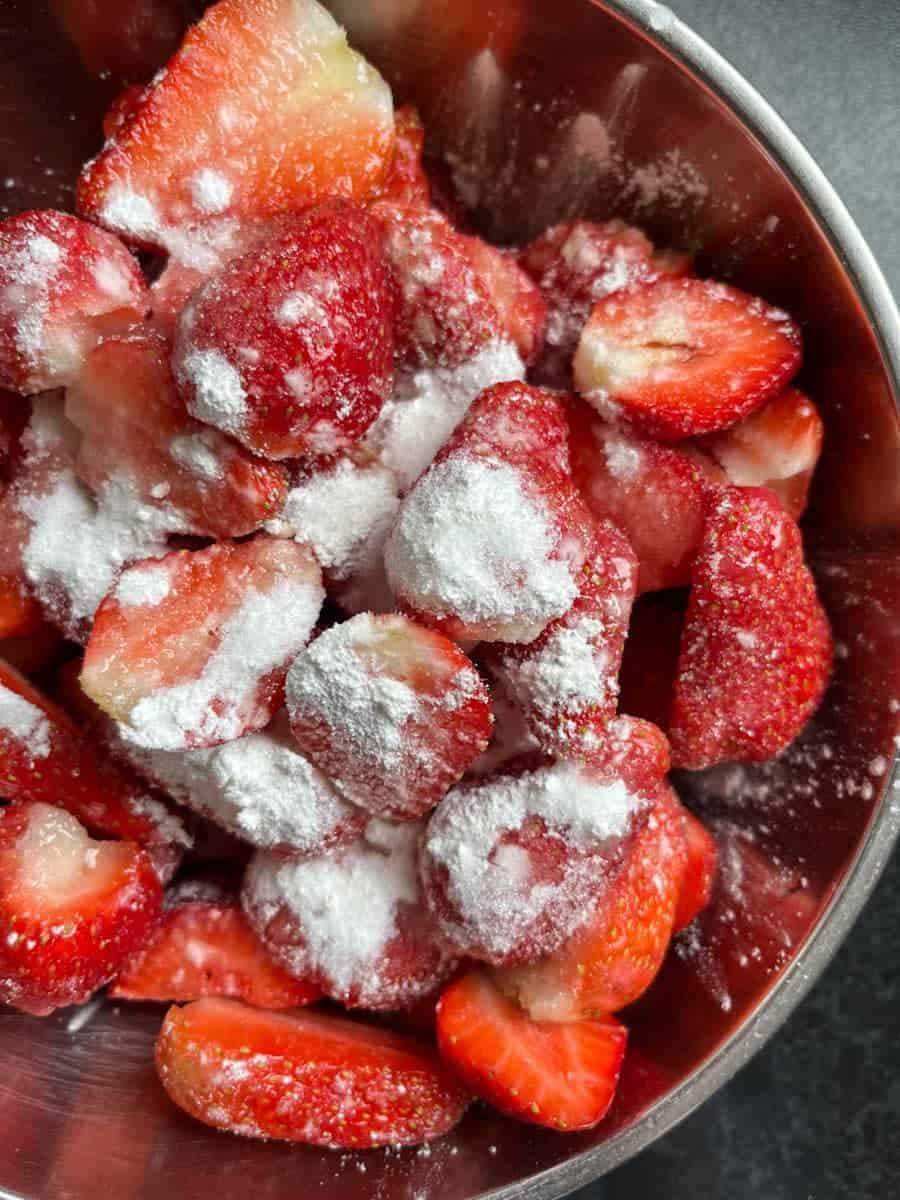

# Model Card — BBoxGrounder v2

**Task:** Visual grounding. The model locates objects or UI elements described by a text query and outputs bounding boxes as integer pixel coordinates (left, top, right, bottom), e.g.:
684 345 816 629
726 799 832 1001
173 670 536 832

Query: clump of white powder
177 348 249 438
115 560 174 609
0 682 51 759
190 169 234 216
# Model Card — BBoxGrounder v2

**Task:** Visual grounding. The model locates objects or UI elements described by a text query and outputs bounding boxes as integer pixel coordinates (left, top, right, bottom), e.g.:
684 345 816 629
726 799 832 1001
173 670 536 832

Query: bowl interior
1 2 899 1198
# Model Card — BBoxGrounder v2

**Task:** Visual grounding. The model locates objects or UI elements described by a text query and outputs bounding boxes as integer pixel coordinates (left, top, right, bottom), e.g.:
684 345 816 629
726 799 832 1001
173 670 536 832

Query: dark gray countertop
581 3 900 1198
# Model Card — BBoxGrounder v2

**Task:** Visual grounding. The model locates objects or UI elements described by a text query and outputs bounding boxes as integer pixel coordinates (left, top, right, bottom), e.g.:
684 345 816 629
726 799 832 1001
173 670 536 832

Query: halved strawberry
0 800 162 1015
494 782 687 1020
456 236 546 366
520 218 689 382
156 997 471 1148
81 536 324 751
420 757 648 967
574 278 802 440
373 105 431 209
483 523 637 757
0 656 191 856
568 398 725 592
77 0 395 248
674 808 718 932
110 874 321 1008
436 970 627 1131
616 592 685 732
173 202 394 460
669 487 832 769
67 329 288 538
243 817 456 1011
701 387 823 519
286 613 493 820
0 210 149 394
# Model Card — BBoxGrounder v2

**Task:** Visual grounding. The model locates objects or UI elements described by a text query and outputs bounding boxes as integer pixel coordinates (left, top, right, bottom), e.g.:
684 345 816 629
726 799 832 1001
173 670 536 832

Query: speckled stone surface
580 3 900 1197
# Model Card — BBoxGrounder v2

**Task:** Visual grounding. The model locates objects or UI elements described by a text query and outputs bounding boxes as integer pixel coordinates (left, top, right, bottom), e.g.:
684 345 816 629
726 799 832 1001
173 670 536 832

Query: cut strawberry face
456 236 546 366
243 818 457 1011
436 970 627 1131
77 0 395 249
0 800 163 1015
373 105 432 209
156 997 471 1148
574 278 802 440
569 399 725 592
520 218 687 382
494 783 687 1020
172 202 394 461
669 487 833 768
673 807 718 932
0 657 191 859
483 523 637 758
286 614 493 821
420 758 647 967
0 210 149 395
111 874 322 1009
701 387 823 519
67 330 288 539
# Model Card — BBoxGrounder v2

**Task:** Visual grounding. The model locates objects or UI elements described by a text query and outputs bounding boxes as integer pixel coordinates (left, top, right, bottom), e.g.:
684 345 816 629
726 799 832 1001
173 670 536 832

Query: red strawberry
669 487 832 769
373 202 508 368
81 536 324 751
172 202 394 460
67 329 288 538
674 808 718 932
286 613 493 821
0 656 191 857
436 970 627 1131
483 524 637 758
569 398 725 592
616 592 685 732
110 874 321 1008
156 997 471 1148
574 278 802 440
243 817 456 1011
420 757 648 967
0 800 162 1015
102 84 148 141
520 218 689 382
374 105 432 209
440 379 572 476
77 0 395 248
0 210 149 394
701 387 823 519
494 782 687 1019
456 236 546 366
54 0 191 80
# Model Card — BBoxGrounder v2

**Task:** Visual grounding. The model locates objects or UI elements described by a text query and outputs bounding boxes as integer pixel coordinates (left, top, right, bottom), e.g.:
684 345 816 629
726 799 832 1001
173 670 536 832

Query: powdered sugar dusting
115 560 174 609
0 683 51 759
190 169 233 215
178 349 248 437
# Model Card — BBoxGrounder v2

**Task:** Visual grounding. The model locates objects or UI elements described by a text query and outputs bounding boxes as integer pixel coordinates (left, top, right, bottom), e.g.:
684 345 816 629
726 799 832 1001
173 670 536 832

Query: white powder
168 432 225 481
497 614 611 721
115 560 174 608
423 761 642 960
178 348 249 438
363 342 525 492
190 169 233 215
91 255 135 303
0 683 51 758
2 230 63 375
266 459 400 581
100 188 161 242
385 455 578 643
602 431 643 481
122 572 324 750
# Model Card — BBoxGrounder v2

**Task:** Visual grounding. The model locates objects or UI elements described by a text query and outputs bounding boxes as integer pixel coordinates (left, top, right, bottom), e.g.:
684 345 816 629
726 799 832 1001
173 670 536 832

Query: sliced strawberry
494 782 687 1020
0 210 149 394
569 398 725 592
0 800 162 1015
54 0 191 80
243 817 457 1010
156 996 471 1148
669 487 832 769
172 202 394 460
0 656 191 856
110 874 321 1008
483 523 637 757
420 757 648 967
81 536 324 751
373 202 508 368
520 218 688 382
440 379 572 476
456 236 546 366
77 0 395 248
701 387 824 519
374 105 432 209
436 970 627 1131
287 614 493 821
102 84 148 141
574 278 802 440
67 329 288 538
616 592 685 732
674 807 718 932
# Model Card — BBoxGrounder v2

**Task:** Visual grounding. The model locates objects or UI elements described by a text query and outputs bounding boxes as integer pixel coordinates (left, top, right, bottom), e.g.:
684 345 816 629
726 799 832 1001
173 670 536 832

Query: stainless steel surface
1 2 899 1198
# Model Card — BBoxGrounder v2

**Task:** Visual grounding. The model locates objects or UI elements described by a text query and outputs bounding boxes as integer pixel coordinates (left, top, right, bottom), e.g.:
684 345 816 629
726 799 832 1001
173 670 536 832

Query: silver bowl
1 2 898 1197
